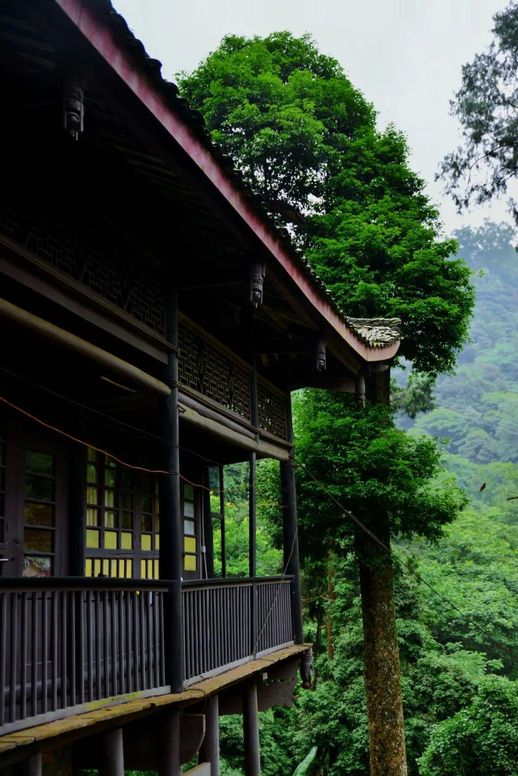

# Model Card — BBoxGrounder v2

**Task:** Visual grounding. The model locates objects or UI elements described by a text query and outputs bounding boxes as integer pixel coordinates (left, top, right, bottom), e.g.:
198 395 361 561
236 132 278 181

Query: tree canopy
440 2 518 224
179 32 474 375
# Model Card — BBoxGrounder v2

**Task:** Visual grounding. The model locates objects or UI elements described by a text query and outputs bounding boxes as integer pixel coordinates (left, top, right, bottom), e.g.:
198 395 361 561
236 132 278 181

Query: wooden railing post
160 290 184 693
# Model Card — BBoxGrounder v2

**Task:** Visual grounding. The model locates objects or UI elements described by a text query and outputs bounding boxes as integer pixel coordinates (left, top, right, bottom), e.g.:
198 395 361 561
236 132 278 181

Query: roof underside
0 0 400 384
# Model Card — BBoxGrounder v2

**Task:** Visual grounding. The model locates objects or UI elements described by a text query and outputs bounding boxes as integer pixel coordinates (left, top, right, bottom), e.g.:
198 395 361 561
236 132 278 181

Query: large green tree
440 2 518 224
179 33 473 776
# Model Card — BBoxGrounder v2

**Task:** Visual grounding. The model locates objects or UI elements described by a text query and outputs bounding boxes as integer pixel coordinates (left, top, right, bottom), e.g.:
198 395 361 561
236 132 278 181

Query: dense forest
203 221 518 776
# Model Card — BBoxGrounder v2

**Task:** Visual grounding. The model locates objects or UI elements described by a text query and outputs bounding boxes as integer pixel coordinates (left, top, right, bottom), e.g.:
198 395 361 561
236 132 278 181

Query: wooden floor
0 644 310 764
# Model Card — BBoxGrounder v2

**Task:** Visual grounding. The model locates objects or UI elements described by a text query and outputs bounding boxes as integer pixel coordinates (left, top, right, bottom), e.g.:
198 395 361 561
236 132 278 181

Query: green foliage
179 31 474 375
418 677 518 775
294 391 466 555
440 2 518 224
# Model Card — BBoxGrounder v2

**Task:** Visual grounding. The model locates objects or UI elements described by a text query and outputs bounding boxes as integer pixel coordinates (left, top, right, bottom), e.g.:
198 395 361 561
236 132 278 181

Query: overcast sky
113 0 514 237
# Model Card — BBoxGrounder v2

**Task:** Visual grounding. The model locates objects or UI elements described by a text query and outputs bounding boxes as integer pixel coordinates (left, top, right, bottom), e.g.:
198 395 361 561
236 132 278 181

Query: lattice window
257 382 288 440
85 449 159 579
178 324 251 420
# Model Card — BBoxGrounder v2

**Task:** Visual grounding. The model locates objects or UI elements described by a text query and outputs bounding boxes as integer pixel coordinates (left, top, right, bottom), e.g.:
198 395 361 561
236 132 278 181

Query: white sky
113 0 515 237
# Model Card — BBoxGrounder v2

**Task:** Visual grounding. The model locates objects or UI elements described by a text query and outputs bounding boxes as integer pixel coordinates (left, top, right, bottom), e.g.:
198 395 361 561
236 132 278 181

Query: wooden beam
0 298 170 397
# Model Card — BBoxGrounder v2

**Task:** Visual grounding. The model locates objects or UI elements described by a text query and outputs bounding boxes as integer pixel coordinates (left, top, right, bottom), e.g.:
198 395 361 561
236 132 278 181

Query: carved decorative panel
178 323 252 421
257 381 288 440
0 193 165 335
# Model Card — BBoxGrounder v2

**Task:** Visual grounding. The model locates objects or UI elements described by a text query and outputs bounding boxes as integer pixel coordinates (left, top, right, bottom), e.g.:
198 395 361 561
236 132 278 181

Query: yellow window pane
184 554 197 572
86 529 100 548
118 558 125 577
104 510 116 528
86 487 98 505
121 532 132 550
94 559 102 576
85 558 93 577
102 558 110 575
154 559 159 579
87 463 97 483
111 559 118 577
141 533 151 551
184 537 196 553
140 559 147 578
86 508 100 527
155 534 160 550
104 530 117 549
104 490 115 508
127 559 133 577
87 447 96 462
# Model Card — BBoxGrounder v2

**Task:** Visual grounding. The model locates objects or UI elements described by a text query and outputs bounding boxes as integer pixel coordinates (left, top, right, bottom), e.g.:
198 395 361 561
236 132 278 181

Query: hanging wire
297 462 507 653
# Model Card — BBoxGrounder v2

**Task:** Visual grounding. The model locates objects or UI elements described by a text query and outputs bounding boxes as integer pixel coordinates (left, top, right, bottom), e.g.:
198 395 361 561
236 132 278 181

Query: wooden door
1 418 68 577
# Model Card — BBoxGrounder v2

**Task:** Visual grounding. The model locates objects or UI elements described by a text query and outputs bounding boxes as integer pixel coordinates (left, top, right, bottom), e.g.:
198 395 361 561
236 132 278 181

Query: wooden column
159 290 184 693
100 728 124 776
243 681 261 776
249 354 258 579
20 754 42 776
280 396 303 644
199 694 220 776
68 443 86 575
159 711 181 776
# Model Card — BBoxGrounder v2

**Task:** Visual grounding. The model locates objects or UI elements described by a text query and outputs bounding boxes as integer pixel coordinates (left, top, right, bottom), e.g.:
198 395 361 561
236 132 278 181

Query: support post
159 290 184 693
159 711 181 776
242 681 261 776
199 694 220 776
20 754 42 776
68 443 86 575
100 728 124 776
280 396 303 644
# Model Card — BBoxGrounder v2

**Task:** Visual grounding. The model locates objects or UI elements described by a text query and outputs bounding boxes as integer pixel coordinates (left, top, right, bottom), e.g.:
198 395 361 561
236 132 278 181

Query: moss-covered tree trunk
356 525 407 776
357 369 407 776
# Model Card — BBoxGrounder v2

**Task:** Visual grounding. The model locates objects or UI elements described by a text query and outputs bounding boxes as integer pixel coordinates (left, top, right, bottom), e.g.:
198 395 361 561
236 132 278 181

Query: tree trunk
357 369 407 776
356 524 407 776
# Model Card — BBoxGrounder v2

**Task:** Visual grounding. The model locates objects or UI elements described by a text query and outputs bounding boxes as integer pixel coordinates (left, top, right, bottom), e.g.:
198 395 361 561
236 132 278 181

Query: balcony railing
0 576 293 734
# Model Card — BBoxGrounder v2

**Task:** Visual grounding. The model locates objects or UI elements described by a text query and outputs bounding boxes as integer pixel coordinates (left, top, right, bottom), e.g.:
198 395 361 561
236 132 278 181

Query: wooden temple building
0 1 400 774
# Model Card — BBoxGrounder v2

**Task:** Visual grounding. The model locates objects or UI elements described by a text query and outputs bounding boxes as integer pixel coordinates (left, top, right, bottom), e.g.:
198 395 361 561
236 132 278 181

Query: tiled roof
345 318 402 348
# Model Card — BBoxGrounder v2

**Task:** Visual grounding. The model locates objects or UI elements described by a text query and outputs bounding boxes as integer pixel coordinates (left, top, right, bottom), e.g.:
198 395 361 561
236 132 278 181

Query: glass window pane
87 447 97 462
183 484 194 500
184 536 196 553
104 490 116 508
184 519 195 536
87 508 100 527
121 511 132 529
86 486 99 505
184 554 197 572
120 470 132 488
140 495 152 513
25 475 54 501
121 492 133 510
141 534 152 551
184 501 195 518
121 532 132 550
105 469 116 487
24 528 53 553
86 529 100 548
26 451 54 476
141 515 152 532
104 531 117 549
85 558 93 576
25 502 54 526
23 556 52 577
87 464 97 484
104 510 116 528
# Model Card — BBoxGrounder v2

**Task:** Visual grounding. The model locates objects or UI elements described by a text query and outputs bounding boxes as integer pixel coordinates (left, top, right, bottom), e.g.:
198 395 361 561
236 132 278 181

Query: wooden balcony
0 576 293 735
